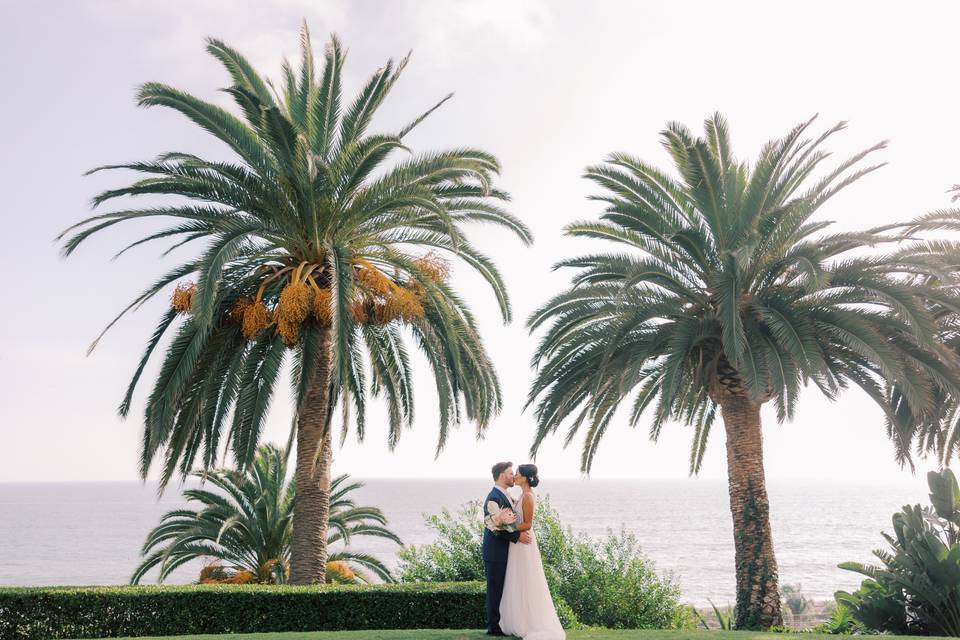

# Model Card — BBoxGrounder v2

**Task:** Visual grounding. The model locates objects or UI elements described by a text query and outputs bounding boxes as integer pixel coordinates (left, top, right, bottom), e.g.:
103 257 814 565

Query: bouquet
484 500 518 534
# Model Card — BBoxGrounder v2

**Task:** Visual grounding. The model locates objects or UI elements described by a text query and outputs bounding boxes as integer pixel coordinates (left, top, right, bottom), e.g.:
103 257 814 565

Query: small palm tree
527 114 960 629
61 25 530 584
132 443 400 584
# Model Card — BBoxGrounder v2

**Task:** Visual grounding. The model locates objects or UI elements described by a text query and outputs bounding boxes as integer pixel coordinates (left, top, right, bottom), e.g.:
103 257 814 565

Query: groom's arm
494 496 521 543
497 528 521 543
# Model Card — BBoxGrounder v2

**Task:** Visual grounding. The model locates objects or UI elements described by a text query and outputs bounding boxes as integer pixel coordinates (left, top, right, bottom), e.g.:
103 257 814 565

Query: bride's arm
516 493 535 532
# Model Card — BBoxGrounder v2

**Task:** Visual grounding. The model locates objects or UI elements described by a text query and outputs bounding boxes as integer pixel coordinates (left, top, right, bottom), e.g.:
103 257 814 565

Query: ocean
0 479 925 605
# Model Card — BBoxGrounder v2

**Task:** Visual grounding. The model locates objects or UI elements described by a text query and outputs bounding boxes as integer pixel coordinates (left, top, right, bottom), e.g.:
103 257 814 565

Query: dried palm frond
199 563 227 583
326 560 356 583
199 562 258 584
259 558 289 582
226 569 257 584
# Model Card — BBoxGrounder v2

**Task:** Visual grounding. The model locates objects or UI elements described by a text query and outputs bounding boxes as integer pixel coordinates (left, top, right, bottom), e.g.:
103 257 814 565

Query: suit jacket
482 487 520 563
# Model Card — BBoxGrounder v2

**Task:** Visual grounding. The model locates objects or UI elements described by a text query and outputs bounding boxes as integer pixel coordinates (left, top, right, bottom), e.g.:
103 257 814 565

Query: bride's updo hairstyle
517 463 540 488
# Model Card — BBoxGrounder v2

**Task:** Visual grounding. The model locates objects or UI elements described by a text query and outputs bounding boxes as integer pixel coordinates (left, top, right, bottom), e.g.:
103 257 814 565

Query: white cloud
406 0 556 65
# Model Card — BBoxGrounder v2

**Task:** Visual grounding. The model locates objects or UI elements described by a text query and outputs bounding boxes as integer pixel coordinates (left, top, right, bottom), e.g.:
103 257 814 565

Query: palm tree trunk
718 393 783 630
290 327 333 584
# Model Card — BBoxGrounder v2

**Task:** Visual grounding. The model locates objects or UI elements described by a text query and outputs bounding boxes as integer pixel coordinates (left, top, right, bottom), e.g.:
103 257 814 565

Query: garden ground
100 631 931 640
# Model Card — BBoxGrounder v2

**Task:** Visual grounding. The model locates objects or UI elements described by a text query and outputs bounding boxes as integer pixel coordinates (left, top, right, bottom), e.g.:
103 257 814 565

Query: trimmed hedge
0 582 485 640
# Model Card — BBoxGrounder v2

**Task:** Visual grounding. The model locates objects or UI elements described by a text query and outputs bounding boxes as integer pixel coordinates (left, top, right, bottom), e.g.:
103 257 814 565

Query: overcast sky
1 1 956 488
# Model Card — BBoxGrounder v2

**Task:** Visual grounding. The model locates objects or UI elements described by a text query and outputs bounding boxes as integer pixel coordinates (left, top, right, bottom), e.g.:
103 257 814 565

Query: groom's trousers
484 559 508 634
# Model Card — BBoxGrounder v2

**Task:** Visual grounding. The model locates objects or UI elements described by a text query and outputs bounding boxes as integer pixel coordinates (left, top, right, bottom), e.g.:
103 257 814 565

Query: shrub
836 468 960 636
397 505 484 582
0 582 484 640
397 498 688 629
553 597 583 630
694 601 734 630
810 603 868 635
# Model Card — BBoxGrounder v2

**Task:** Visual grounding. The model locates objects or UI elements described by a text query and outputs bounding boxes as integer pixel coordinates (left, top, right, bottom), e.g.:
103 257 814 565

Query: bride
499 464 565 640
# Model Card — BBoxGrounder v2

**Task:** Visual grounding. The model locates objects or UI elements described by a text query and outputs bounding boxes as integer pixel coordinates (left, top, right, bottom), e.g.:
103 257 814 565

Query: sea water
0 479 924 605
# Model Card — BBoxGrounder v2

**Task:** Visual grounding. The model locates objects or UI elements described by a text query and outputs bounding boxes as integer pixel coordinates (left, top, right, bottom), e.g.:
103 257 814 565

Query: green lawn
97 631 931 640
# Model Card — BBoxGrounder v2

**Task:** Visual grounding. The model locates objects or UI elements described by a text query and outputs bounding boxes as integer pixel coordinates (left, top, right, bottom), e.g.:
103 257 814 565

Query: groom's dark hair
491 461 512 481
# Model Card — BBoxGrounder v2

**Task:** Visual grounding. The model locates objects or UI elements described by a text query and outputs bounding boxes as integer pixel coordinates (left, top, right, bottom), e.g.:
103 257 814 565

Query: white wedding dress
498 492 565 640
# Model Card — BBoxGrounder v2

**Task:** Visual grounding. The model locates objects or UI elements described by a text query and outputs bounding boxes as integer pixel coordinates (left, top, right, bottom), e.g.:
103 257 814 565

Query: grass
97 631 933 640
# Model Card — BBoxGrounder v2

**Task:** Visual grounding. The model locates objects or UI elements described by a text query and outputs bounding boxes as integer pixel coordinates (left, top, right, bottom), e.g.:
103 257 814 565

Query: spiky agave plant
527 114 960 629
131 443 401 585
61 25 531 584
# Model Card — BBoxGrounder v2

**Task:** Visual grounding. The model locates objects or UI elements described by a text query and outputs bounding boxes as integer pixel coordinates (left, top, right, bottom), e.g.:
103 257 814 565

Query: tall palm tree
60 25 531 584
526 114 960 629
132 443 400 584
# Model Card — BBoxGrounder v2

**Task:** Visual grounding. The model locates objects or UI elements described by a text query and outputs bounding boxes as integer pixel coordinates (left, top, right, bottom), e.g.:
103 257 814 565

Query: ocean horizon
0 478 927 605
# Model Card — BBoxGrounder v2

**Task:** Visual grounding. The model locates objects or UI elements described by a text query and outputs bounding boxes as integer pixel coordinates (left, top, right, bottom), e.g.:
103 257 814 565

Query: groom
482 461 532 636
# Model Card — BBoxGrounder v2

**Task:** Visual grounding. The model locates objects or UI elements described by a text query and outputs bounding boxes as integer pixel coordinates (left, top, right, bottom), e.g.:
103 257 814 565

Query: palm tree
526 114 960 629
132 443 400 584
60 25 531 584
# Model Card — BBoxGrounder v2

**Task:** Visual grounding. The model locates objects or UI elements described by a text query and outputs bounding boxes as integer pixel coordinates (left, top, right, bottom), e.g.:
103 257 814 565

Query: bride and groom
482 462 565 640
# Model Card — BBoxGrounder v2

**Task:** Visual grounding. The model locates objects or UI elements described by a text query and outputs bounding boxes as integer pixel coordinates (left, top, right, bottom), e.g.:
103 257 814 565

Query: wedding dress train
498 493 565 640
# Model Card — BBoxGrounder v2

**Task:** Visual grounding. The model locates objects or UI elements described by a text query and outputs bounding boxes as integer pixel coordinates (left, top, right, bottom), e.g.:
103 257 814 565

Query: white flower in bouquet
484 500 519 533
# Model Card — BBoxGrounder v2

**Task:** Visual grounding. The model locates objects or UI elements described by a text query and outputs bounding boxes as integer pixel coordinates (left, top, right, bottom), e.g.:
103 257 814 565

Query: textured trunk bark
289 327 333 585
719 393 783 630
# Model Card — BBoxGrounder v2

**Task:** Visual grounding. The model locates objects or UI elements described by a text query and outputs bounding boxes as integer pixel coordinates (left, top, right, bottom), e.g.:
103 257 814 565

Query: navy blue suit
482 487 520 635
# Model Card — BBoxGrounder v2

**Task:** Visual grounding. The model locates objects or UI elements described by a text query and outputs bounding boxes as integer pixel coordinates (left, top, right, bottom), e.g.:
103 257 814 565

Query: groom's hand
519 531 532 545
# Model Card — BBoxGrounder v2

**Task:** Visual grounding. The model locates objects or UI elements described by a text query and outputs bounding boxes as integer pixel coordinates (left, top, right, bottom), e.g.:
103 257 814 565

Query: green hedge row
0 582 485 640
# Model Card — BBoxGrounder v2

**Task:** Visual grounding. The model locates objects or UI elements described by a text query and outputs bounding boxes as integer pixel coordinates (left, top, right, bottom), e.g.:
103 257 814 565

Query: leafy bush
836 468 960 636
694 601 734 630
553 597 583 630
398 498 689 629
0 582 484 640
810 603 868 635
397 504 484 582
